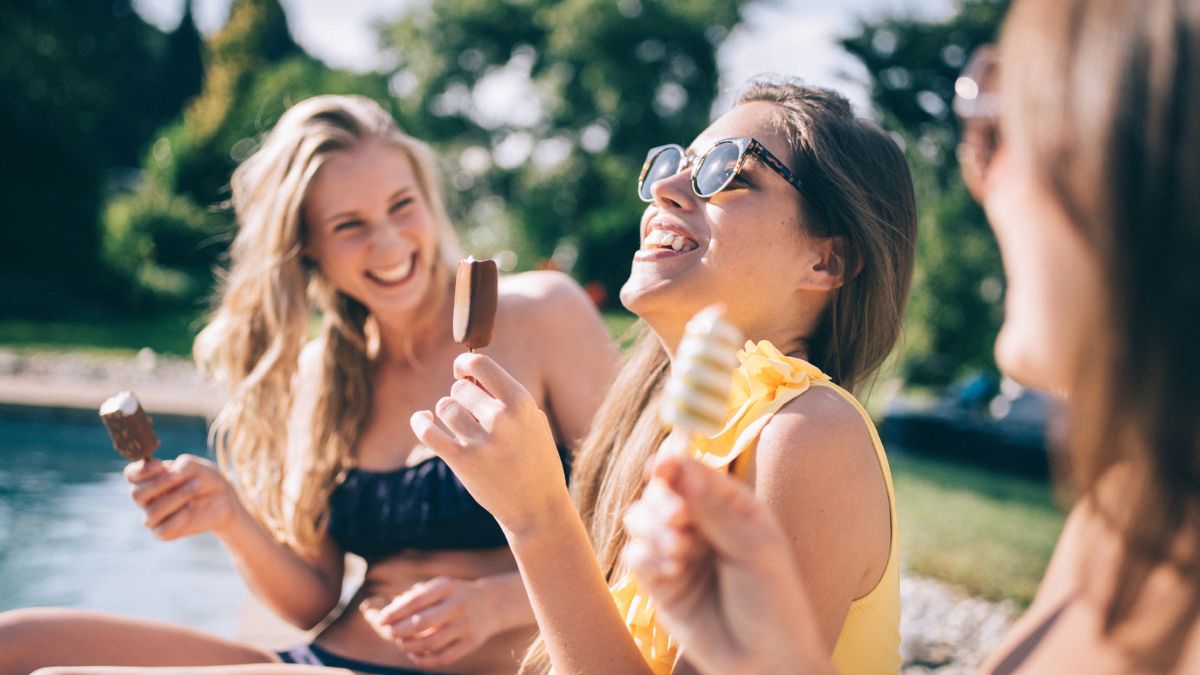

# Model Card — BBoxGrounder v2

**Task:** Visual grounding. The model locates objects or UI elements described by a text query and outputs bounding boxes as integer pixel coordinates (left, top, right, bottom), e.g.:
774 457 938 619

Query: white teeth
370 255 414 283
642 229 695 252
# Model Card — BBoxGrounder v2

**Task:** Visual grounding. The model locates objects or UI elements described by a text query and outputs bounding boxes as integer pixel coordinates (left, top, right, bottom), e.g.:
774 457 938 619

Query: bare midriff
314 546 535 674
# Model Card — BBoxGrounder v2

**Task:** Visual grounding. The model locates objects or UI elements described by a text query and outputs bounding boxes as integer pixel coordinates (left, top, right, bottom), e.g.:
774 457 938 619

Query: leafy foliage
0 0 202 314
378 0 745 305
841 0 1009 384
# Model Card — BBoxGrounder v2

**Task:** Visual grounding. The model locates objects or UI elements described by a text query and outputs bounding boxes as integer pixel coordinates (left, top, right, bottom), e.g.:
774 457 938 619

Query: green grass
0 309 203 356
890 451 1066 606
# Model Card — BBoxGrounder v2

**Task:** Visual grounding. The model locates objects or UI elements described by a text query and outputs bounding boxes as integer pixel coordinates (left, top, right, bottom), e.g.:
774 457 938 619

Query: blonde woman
0 95 618 675
413 82 917 674
622 0 1200 673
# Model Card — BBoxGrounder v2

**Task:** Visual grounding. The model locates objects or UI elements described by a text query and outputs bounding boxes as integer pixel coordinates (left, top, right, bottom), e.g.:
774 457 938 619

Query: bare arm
622 450 834 675
125 454 344 630
206 340 344 628
212 502 344 629
508 500 655 674
750 387 893 652
411 354 654 674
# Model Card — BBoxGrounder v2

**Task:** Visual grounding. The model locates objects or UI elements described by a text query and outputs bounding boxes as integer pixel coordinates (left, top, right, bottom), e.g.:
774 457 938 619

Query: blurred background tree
377 0 746 307
0 0 201 315
841 0 1010 386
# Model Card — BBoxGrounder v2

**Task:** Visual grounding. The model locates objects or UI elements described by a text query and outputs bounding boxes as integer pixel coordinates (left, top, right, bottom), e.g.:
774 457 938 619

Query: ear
801 236 855 291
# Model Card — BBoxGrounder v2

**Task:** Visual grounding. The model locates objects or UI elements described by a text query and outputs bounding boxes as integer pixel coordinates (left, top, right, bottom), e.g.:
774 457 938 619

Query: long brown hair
1001 0 1200 660
523 81 917 671
194 95 460 554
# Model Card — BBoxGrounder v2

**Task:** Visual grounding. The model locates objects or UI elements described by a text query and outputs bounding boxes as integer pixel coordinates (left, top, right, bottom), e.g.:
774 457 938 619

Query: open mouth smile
365 251 417 287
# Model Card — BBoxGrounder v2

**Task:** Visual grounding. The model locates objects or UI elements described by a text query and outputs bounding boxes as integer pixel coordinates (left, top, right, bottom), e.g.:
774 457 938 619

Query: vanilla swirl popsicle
660 305 744 436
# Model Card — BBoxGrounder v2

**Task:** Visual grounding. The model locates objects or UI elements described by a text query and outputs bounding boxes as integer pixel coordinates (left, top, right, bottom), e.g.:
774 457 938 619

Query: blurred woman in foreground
622 0 1200 672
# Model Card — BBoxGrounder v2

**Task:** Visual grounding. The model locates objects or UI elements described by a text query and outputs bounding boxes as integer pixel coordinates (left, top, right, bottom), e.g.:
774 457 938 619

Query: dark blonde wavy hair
523 81 917 671
194 95 460 554
1001 0 1200 666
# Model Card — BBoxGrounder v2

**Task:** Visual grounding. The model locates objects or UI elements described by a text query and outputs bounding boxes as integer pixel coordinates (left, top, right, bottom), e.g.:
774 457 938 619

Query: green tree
841 0 1010 385
378 0 746 306
0 0 199 315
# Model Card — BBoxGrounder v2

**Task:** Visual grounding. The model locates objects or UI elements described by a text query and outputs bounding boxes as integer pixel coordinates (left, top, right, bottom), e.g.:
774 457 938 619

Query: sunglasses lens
693 141 741 197
639 147 684 201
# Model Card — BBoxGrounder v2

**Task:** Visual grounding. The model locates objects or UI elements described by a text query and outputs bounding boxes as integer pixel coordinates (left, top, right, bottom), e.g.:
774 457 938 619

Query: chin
994 324 1055 391
619 274 678 322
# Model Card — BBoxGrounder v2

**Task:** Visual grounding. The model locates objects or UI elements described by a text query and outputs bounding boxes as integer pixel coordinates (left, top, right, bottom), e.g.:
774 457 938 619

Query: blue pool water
0 409 247 636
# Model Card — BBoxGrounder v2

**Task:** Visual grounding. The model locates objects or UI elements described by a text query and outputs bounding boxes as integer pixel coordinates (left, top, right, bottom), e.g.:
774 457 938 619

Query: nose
649 167 694 211
370 218 408 253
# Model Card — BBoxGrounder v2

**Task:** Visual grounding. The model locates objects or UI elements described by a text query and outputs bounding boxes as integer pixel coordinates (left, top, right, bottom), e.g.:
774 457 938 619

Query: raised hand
410 352 571 534
125 454 242 541
621 452 834 675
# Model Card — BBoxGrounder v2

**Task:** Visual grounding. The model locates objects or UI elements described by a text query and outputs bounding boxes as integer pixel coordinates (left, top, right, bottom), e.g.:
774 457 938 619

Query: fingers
389 599 462 641
123 457 166 483
142 478 199 529
375 578 456 627
412 410 462 455
396 624 461 656
146 497 197 540
408 639 472 669
449 378 502 427
452 353 534 410
129 465 193 508
434 396 485 443
653 453 785 562
623 489 707 581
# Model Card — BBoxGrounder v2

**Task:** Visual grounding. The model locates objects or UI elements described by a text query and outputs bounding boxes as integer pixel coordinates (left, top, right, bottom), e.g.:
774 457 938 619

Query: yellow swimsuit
611 340 901 674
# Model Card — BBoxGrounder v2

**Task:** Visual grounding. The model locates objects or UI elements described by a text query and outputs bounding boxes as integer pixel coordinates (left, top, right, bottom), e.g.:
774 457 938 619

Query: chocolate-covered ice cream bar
453 257 499 351
99 391 160 462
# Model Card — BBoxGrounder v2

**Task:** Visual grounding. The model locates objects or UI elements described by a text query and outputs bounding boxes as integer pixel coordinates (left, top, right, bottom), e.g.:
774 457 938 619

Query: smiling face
620 101 842 351
302 141 439 317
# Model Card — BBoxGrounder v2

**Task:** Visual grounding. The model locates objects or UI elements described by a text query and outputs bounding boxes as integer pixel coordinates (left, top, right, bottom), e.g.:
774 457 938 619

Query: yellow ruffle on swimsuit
611 340 901 675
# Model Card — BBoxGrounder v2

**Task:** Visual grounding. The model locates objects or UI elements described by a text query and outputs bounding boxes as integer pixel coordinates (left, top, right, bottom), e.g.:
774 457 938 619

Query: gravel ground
901 575 1019 673
0 346 1020 670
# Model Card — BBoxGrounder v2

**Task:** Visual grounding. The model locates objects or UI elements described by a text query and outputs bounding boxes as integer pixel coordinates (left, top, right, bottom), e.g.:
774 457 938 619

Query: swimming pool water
0 410 247 637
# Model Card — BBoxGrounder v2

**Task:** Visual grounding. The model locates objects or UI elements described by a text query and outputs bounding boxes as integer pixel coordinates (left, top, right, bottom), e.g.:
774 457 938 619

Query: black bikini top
327 446 571 560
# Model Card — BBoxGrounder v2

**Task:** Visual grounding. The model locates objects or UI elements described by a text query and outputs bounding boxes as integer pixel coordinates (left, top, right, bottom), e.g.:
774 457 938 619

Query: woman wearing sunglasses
409 81 917 673
621 0 1200 673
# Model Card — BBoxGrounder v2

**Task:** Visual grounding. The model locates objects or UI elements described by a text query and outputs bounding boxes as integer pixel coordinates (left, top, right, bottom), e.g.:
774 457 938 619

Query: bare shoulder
498 270 594 314
753 384 880 486
496 270 610 344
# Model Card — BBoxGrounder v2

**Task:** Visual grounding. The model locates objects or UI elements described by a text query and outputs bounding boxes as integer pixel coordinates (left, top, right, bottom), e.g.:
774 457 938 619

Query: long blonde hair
194 95 460 553
523 82 917 672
